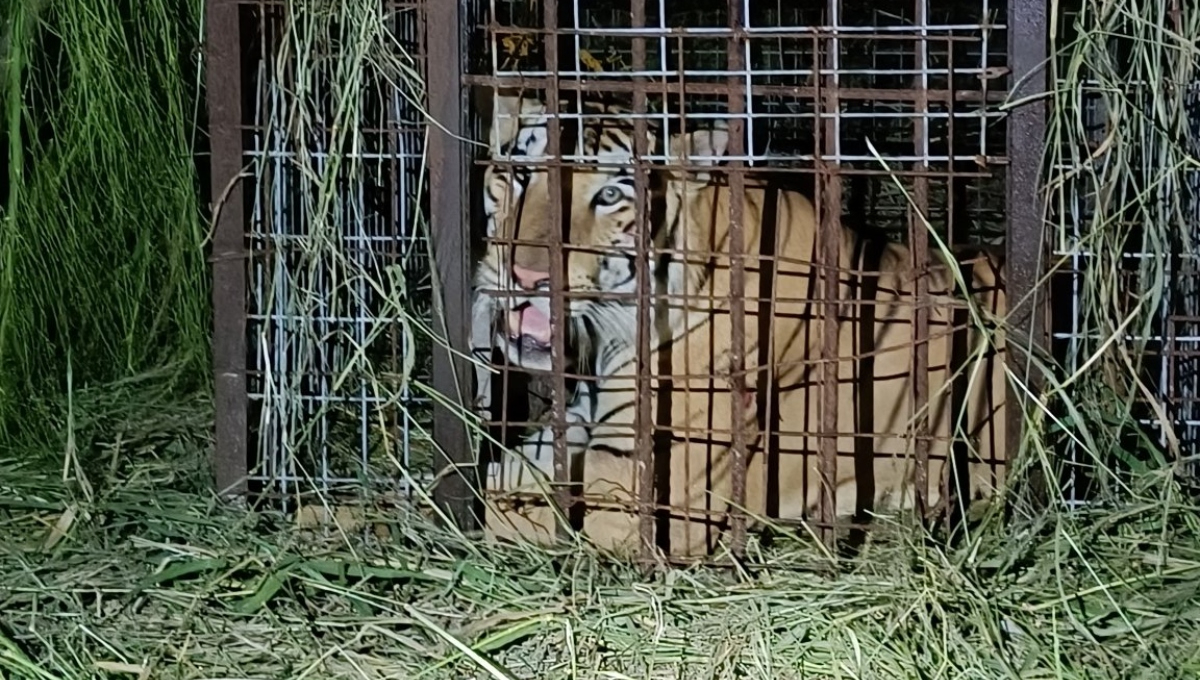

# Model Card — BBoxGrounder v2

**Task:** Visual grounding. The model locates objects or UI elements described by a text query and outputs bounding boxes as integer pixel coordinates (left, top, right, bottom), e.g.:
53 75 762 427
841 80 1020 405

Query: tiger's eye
596 185 623 206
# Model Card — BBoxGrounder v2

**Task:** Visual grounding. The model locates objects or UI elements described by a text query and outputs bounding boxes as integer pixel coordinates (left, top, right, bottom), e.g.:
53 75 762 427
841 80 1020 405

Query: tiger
470 93 1009 559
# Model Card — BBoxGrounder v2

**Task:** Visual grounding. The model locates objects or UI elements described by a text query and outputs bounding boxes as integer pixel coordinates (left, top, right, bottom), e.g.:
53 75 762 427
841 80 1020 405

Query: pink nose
511 264 550 290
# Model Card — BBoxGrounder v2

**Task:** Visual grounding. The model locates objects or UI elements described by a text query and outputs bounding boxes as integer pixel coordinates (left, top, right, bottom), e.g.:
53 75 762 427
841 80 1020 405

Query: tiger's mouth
505 302 553 354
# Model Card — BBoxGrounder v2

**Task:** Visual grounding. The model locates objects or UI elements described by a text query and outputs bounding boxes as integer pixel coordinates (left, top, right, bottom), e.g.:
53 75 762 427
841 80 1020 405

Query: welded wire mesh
229 2 437 508
1046 0 1200 506
1172 82 1200 477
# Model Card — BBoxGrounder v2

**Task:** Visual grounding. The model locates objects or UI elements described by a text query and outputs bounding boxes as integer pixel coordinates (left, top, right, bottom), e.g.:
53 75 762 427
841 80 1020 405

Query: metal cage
464 0 1045 561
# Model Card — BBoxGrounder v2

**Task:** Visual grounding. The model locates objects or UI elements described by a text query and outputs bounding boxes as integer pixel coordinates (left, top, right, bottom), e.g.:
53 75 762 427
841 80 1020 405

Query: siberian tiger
471 94 1009 559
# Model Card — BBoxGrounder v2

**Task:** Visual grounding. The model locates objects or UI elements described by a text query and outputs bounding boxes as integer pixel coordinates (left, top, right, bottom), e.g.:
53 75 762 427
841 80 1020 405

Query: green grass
0 0 209 451
2 407 1200 679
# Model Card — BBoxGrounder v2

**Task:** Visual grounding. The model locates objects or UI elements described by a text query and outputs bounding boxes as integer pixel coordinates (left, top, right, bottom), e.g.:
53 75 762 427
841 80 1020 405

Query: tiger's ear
667 125 730 183
487 93 547 156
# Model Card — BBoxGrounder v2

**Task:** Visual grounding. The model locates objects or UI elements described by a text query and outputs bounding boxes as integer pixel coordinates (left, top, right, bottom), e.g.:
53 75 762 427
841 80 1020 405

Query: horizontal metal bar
248 474 437 486
1051 250 1187 260
463 74 1007 104
482 24 1007 38
248 392 433 405
1052 333 1200 343
248 235 430 245
474 158 1001 177
490 153 1004 164
245 150 425 161
501 67 1005 79
494 111 1003 123
247 314 423 324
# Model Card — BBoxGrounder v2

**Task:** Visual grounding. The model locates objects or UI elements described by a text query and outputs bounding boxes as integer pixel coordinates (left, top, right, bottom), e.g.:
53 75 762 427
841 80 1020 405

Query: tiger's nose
511 264 550 291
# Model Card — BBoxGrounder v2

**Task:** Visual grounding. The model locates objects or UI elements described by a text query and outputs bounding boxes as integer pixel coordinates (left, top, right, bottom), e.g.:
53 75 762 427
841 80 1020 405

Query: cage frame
203 0 1052 550
207 0 249 500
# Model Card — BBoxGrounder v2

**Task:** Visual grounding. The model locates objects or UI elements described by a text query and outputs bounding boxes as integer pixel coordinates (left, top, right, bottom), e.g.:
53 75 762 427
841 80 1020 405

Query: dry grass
2 391 1200 680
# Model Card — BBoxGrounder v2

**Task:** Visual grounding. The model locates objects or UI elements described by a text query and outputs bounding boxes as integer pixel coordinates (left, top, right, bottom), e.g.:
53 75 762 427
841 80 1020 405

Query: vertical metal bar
630 0 656 559
817 1 842 550
726 0 750 557
1168 316 1179 447
542 0 571 537
1006 0 1048 513
402 10 423 494
428 0 478 531
910 0 931 518
387 76 405 496
207 0 248 499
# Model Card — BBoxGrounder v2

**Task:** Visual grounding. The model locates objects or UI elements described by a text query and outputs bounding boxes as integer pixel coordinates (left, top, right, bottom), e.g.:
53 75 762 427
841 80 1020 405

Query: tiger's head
475 94 729 371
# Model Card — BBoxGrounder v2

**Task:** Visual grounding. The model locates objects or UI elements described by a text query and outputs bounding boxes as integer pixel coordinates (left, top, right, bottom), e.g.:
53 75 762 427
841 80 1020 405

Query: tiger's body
471 95 1008 559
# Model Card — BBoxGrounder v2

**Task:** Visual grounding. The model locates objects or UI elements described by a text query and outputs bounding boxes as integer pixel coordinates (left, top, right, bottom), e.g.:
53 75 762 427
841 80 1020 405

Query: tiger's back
645 173 1007 555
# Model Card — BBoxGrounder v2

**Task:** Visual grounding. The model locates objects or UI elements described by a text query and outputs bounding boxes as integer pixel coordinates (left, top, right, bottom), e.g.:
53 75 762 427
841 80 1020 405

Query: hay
2 408 1200 679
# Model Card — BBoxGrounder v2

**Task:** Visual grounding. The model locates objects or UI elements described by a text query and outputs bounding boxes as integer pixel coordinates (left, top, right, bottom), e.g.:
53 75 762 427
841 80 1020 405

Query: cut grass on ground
2 397 1200 680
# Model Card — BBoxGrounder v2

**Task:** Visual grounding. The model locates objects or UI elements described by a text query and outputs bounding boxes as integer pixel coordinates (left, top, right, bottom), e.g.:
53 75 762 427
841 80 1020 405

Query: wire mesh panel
207 1 441 518
1172 81 1200 477
467 0 1020 561
1046 0 1200 507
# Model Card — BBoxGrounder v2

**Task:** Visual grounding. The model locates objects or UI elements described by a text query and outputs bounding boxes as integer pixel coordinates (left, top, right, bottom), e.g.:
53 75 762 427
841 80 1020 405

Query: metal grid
206 1 442 510
1047 3 1200 507
472 1 1010 247
467 0 1035 560
1172 83 1200 474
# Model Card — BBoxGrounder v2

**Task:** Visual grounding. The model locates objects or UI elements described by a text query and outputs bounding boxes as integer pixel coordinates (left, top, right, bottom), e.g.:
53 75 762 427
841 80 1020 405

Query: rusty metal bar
428 0 479 531
481 158 996 180
910 0 932 518
816 1 843 552
725 0 750 557
1007 0 1049 513
541 0 572 538
629 0 657 560
462 74 1006 106
480 22 1006 41
206 0 247 499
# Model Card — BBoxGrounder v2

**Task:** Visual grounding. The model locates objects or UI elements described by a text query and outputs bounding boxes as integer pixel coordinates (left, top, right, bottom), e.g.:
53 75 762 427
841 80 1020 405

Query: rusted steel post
428 0 479 531
628 0 658 559
541 0 572 538
817 12 843 552
725 0 750 557
910 0 932 518
206 0 248 499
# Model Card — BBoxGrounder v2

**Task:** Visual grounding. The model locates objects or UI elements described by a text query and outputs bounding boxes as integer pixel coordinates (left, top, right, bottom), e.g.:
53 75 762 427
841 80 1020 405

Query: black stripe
590 443 632 457
601 352 636 376
604 131 633 154
756 184 781 522
594 399 636 424
852 232 886 530
609 253 637 288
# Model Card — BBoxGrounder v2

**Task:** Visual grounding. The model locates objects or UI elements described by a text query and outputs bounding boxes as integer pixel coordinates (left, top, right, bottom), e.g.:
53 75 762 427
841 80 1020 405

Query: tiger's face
477 95 727 371
477 97 661 372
